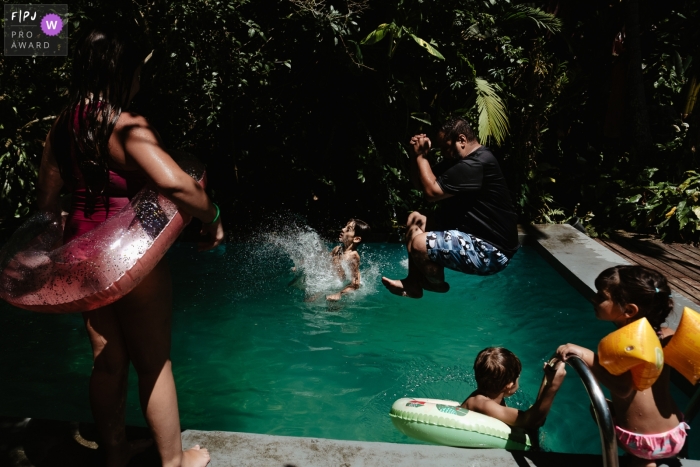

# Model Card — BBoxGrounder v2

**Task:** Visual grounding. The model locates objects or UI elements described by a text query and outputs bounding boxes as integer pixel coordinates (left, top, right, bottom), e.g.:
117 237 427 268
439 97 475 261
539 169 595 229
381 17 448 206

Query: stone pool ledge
519 223 700 330
2 417 699 466
180 430 700 466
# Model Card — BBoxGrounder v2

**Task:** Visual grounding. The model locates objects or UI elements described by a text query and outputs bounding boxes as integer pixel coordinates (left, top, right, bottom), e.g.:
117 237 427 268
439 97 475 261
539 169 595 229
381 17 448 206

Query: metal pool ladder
566 356 619 467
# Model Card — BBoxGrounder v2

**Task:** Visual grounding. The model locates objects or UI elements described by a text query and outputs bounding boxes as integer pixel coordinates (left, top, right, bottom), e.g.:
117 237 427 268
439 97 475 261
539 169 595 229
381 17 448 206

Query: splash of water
266 224 342 299
264 221 386 302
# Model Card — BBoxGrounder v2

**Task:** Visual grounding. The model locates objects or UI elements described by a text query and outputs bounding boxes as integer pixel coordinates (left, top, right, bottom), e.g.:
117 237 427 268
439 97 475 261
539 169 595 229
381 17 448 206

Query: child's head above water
594 265 673 330
474 347 522 396
350 218 370 239
339 219 370 246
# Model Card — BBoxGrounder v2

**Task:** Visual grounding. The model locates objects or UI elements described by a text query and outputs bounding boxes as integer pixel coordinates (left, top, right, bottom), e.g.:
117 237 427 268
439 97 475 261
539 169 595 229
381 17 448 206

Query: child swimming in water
556 266 688 467
461 347 566 434
325 219 370 301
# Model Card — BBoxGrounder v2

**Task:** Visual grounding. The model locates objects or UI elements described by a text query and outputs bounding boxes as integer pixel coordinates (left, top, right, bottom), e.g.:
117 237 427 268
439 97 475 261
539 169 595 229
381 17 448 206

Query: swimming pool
0 235 697 457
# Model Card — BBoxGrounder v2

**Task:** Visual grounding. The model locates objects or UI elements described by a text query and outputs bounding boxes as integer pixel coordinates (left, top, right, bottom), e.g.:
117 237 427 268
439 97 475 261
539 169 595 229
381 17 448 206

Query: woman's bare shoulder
113 112 164 148
109 112 161 168
114 111 151 133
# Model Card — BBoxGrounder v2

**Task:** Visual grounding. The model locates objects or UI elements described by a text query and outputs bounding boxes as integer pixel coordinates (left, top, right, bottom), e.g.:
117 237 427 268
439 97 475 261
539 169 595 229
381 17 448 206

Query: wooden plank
606 235 697 276
614 234 697 262
613 235 700 276
667 242 700 264
596 239 700 302
597 234 700 299
654 245 700 272
611 235 700 285
663 240 700 261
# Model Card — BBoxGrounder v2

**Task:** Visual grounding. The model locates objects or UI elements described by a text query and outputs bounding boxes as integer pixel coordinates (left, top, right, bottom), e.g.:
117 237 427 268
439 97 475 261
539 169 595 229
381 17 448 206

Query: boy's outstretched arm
470 361 566 430
515 360 567 429
327 252 361 301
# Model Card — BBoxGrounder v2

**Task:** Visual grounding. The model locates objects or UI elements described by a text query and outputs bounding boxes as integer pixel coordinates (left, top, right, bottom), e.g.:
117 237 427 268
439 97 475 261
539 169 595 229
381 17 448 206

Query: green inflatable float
390 398 531 450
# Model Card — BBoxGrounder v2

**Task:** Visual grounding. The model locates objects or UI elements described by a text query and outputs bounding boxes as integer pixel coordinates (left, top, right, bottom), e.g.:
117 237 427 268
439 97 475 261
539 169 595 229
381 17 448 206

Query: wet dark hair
439 117 477 143
594 266 673 331
51 27 148 216
349 218 370 240
474 347 521 394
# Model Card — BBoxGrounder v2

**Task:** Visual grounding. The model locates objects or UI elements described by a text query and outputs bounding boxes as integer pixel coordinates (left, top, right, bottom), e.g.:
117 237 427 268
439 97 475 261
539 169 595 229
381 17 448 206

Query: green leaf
475 78 510 145
347 40 363 63
410 114 432 125
360 24 390 45
504 5 562 33
409 34 445 60
673 51 684 80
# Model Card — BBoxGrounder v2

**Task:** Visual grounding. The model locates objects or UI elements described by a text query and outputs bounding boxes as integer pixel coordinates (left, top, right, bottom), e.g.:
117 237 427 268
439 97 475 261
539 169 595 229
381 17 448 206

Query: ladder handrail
565 356 619 467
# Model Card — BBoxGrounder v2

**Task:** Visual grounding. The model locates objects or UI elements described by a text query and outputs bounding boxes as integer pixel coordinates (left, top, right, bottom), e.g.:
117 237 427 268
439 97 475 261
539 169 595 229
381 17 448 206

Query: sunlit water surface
0 227 697 457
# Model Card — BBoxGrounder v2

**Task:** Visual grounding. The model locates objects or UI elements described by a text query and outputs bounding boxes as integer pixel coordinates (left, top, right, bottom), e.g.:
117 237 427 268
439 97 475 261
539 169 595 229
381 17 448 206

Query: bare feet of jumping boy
381 277 423 298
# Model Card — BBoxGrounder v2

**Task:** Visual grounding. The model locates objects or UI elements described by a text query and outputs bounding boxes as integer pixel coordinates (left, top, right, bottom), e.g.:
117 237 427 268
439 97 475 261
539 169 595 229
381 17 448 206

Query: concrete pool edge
181 429 700 466
2 417 698 466
518 223 700 330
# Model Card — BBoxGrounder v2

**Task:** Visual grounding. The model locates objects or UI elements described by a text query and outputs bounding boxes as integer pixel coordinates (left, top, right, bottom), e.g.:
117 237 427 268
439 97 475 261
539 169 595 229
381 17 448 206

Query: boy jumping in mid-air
462 347 566 436
325 219 370 301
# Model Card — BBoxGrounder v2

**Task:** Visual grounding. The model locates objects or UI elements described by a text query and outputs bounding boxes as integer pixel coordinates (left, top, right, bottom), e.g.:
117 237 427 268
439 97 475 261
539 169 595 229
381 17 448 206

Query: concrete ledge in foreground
182 430 700 467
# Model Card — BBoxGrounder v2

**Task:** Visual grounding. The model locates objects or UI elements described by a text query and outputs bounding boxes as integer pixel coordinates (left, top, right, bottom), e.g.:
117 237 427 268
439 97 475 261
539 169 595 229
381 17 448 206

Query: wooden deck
595 231 700 306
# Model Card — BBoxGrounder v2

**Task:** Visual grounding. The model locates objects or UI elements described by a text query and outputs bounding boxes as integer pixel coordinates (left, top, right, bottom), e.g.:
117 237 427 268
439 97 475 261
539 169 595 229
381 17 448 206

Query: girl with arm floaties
556 266 687 467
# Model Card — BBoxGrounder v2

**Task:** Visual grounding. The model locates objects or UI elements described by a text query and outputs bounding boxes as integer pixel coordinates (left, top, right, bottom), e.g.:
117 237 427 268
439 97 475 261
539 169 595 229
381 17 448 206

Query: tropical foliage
0 0 698 243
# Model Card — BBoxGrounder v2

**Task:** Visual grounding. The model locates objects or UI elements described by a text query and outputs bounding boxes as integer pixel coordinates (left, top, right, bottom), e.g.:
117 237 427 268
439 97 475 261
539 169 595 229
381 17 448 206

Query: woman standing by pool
36 28 222 467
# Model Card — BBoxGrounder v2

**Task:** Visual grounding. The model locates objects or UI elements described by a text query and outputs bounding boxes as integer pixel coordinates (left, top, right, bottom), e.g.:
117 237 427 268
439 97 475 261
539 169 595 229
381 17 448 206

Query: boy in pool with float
325 219 370 301
462 347 567 434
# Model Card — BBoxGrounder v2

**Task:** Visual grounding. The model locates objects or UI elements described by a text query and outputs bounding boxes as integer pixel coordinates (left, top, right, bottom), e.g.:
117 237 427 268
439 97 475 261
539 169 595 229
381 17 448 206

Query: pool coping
179 429 699 466
518 223 700 330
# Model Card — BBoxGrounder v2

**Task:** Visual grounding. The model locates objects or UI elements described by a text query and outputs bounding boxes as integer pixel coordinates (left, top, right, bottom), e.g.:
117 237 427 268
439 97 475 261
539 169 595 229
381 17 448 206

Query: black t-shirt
430 146 519 258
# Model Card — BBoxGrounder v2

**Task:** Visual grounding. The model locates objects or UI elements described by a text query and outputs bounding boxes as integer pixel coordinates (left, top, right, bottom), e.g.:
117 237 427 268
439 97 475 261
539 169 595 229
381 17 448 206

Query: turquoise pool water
0 236 697 457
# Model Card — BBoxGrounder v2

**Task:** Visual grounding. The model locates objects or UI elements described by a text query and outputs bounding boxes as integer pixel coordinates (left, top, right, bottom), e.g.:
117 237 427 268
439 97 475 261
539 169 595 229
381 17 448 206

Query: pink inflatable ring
0 154 206 313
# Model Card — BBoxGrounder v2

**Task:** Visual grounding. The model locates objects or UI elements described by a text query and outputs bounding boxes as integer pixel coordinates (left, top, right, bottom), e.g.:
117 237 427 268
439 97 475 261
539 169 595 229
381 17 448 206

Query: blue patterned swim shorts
425 230 510 275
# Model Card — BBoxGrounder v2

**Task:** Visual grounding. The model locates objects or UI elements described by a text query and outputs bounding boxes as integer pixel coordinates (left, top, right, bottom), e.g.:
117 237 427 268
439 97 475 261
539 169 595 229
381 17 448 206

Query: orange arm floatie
663 307 700 385
598 318 664 391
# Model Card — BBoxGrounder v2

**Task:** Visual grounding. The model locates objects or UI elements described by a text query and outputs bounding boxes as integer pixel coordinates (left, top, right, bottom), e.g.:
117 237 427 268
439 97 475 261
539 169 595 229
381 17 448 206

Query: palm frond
475 78 509 146
504 5 562 34
462 23 482 40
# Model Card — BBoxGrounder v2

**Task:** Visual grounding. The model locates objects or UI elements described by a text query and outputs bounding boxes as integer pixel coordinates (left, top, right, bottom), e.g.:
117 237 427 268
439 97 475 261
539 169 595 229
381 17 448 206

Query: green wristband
204 203 220 224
